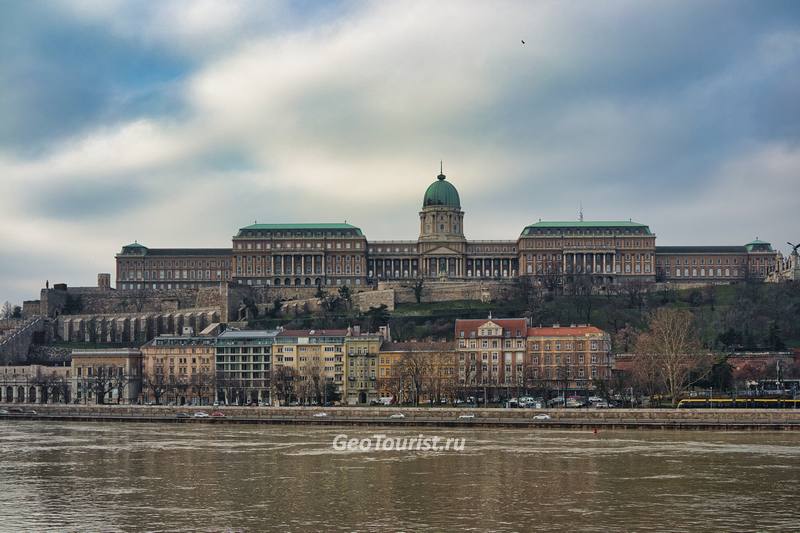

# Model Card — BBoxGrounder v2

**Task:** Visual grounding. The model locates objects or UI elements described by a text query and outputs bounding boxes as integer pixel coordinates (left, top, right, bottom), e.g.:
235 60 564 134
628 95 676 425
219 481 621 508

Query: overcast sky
1 0 799 305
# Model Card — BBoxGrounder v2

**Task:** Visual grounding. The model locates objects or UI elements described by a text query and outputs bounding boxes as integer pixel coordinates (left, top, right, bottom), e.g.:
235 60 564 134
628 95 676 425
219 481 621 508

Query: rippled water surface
0 421 798 532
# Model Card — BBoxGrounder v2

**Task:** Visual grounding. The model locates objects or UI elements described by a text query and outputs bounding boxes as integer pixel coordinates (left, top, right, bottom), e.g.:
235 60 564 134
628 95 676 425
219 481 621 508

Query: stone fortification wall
379 280 516 304
353 289 395 311
0 316 48 365
56 309 221 345
40 286 225 318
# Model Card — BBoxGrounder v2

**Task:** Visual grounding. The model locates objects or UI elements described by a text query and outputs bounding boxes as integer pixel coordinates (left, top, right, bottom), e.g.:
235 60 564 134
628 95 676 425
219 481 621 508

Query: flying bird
521 39 526 45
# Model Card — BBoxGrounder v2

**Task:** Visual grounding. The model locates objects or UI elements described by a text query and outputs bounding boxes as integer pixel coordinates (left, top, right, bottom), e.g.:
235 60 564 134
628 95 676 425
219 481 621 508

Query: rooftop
277 329 349 338
71 349 142 356
656 245 746 254
455 318 529 337
218 330 280 339
380 341 455 352
528 325 606 337
238 223 363 235
521 221 652 235
117 246 230 256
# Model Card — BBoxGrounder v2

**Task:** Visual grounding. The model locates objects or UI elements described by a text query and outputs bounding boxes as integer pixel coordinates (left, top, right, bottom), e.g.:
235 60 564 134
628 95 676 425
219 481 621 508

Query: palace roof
239 223 363 236
656 245 746 254
521 220 652 235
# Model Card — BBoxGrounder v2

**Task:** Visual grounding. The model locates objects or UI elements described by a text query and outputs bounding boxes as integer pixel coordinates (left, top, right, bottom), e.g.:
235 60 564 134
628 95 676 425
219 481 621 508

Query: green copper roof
239 223 363 236
521 221 652 235
745 239 772 252
122 242 147 249
423 173 461 209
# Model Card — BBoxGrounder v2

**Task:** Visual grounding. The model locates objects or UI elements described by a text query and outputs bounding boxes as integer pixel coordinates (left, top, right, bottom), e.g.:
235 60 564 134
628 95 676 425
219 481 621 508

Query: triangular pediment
424 246 461 255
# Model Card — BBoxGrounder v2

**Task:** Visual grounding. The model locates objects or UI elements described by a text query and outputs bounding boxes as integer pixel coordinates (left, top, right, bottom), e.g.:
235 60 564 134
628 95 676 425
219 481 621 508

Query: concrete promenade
3 404 800 430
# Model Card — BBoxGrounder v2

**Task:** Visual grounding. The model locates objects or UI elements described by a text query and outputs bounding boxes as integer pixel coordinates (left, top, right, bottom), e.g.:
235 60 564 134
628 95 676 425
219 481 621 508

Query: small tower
97 273 111 290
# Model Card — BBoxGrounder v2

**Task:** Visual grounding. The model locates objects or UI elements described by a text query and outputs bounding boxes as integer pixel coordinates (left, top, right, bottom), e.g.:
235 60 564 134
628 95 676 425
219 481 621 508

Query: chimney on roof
353 325 361 336
553 324 560 328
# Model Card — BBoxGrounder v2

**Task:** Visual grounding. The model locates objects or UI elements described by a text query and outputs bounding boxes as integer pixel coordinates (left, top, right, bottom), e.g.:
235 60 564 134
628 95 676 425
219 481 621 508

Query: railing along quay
3 410 800 430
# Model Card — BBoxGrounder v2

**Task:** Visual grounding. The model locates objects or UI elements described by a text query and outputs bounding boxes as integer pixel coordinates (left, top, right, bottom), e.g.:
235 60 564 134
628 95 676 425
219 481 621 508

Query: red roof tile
455 318 528 338
527 326 605 337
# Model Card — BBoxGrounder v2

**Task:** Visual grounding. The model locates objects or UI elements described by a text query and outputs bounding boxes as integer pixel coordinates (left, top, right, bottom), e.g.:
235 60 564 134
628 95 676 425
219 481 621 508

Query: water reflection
0 422 798 532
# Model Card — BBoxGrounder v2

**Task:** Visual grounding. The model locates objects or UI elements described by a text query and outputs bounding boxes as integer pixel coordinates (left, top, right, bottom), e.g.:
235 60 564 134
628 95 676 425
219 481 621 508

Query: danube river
1 421 798 532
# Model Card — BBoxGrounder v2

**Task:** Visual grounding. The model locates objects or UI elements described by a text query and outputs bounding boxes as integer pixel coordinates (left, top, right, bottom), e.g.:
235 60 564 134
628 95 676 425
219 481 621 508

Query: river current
0 421 798 532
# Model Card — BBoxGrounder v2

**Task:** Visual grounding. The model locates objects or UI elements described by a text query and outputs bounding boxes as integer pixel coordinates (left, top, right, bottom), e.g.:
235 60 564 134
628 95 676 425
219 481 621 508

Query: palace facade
115 169 779 290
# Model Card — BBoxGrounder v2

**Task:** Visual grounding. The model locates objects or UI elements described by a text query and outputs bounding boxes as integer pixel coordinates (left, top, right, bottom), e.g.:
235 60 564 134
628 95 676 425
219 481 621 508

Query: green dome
423 173 461 209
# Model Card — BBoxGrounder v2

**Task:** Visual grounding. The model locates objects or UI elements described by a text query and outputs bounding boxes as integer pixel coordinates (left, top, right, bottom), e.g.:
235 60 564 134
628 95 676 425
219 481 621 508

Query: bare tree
570 274 594 323
191 370 214 406
620 279 647 311
413 278 425 304
1 301 14 320
272 365 296 405
634 308 713 406
87 366 129 404
400 352 431 405
45 372 71 404
143 371 170 405
296 362 324 405
613 324 639 353
378 363 405 405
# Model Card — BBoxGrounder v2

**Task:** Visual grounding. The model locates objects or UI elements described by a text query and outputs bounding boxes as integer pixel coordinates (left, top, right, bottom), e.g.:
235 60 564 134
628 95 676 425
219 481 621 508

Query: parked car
388 413 405 419
547 398 566 408
312 412 329 418
193 412 210 418
458 413 475 419
176 412 190 418
533 413 551 420
210 411 226 418
0 408 8 414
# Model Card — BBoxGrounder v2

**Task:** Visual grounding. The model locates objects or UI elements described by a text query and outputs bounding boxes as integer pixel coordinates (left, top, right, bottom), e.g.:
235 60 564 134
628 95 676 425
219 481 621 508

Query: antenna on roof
579 201 584 222
440 160 443 174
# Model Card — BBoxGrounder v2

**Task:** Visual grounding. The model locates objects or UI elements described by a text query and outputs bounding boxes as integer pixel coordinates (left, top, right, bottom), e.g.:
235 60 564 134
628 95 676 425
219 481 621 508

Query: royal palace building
115 169 779 290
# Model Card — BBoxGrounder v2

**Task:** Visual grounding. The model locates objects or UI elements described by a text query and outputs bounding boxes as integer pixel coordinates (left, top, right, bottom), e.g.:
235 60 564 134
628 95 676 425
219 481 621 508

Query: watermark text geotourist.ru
332 433 465 452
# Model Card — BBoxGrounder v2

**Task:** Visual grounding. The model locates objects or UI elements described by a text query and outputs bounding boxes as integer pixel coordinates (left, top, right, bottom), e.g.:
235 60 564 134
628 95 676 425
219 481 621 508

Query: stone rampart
353 289 395 311
40 286 226 318
55 309 221 344
380 280 515 304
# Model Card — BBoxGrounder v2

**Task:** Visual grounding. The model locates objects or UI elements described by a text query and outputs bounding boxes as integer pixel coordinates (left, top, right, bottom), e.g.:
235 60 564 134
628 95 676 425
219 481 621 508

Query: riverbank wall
3 405 800 430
